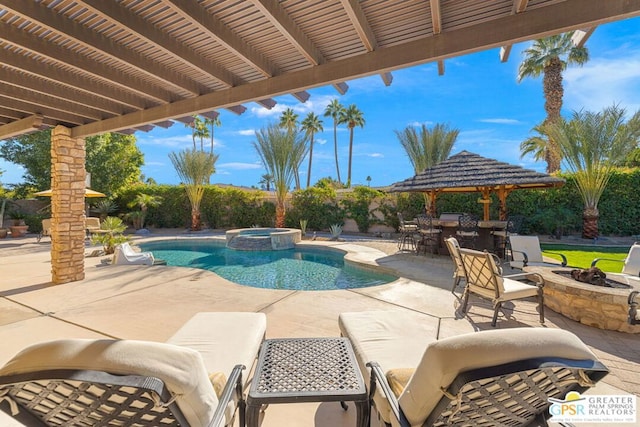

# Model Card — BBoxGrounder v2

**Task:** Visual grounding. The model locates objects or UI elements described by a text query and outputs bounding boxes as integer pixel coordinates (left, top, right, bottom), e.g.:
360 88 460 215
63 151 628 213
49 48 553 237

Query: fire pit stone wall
527 266 640 334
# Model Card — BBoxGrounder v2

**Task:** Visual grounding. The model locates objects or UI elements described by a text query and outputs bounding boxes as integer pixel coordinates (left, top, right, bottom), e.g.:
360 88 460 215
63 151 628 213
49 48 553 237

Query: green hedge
112 169 640 236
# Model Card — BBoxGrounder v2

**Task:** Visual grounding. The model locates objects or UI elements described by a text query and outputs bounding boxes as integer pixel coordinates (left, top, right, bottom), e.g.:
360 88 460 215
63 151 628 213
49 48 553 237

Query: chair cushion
386 368 414 398
0 339 218 427
398 328 598 426
166 312 266 383
499 277 540 301
338 310 438 424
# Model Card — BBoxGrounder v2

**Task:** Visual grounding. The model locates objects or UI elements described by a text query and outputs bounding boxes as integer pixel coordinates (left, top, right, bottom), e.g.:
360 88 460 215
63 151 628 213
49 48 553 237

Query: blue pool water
139 240 397 291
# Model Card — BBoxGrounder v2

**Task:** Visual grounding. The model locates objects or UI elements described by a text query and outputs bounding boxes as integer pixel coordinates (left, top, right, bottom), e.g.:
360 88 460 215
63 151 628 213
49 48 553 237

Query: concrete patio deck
0 231 638 426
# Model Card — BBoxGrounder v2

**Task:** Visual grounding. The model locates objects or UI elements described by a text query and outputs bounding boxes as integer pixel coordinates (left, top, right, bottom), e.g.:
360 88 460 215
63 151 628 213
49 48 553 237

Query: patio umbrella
34 188 106 198
390 151 565 220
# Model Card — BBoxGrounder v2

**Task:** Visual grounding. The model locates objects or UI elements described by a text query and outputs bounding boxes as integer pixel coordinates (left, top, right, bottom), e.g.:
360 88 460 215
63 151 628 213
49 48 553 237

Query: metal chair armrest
591 257 624 268
366 362 410 427
209 364 245 427
511 249 529 267
503 272 545 288
543 251 567 266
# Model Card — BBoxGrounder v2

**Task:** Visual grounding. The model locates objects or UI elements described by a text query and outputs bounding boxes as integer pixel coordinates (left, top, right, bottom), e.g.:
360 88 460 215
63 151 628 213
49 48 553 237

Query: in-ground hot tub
527 265 640 333
226 228 301 251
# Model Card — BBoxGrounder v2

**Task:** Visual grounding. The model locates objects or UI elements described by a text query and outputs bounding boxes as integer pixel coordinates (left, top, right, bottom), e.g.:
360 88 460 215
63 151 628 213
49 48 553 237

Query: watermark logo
549 391 637 424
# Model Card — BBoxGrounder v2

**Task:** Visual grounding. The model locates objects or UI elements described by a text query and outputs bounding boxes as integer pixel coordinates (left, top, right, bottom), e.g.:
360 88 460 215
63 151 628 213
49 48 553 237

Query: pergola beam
71 0 640 137
0 22 173 104
0 114 43 140
167 0 275 78
500 0 530 62
1 0 204 96
77 0 237 87
572 27 597 47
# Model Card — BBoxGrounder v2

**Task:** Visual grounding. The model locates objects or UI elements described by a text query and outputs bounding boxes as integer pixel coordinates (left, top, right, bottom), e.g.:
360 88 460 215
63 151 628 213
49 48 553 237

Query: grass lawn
540 243 629 272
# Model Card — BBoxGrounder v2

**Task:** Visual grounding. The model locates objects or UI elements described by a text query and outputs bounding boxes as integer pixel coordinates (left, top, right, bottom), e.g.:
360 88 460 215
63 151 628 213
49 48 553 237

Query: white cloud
408 120 434 127
218 162 262 170
368 153 384 158
236 129 256 136
137 133 192 148
477 118 521 124
564 53 640 113
315 138 327 145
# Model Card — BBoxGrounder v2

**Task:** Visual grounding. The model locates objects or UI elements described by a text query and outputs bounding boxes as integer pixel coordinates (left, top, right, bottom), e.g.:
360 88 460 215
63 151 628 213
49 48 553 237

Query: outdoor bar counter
434 215 506 254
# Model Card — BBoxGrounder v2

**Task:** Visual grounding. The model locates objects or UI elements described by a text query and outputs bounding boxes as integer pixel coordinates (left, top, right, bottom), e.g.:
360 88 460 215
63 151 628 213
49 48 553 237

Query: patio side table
246 337 368 427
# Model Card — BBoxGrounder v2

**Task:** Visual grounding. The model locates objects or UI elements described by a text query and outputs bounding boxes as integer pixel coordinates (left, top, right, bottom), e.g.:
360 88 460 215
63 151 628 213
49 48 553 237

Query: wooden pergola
0 0 639 283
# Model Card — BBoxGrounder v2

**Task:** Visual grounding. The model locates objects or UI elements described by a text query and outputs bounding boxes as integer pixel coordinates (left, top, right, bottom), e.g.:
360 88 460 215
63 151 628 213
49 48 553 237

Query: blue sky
2 16 640 189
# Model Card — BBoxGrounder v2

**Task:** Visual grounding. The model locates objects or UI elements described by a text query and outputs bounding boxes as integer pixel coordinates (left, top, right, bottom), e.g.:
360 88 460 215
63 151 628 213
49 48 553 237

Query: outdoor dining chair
415 214 441 255
444 237 466 293
591 241 640 277
509 235 568 270
339 310 608 427
36 218 51 243
456 213 479 248
0 312 267 427
397 213 419 252
459 247 545 326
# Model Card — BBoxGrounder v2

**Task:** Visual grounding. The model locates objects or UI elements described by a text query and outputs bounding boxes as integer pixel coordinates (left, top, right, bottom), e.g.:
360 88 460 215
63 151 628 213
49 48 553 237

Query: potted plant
90 216 129 254
8 211 29 238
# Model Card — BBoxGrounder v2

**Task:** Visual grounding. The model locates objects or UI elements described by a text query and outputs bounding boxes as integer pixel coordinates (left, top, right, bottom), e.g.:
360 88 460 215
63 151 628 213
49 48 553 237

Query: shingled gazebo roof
391 151 565 193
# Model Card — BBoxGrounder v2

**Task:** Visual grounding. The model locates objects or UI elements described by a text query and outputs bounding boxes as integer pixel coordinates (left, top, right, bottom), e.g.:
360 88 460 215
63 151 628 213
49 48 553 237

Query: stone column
51 125 86 284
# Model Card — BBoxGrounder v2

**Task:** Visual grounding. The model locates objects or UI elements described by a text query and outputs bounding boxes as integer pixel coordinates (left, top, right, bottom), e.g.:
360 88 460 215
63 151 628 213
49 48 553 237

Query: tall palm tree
204 115 221 155
279 108 302 189
301 112 324 188
323 99 344 184
189 116 210 152
253 124 308 227
338 104 365 188
519 123 548 165
169 149 218 231
396 123 459 213
279 108 299 133
517 32 589 173
544 105 640 238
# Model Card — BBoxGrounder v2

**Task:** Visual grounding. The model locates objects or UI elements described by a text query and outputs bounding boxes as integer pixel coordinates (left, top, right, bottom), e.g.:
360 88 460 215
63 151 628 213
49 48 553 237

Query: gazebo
390 151 565 221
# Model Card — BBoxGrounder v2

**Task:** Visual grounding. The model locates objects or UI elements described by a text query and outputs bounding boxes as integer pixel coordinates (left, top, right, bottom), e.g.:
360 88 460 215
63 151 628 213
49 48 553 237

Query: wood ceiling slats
0 0 639 140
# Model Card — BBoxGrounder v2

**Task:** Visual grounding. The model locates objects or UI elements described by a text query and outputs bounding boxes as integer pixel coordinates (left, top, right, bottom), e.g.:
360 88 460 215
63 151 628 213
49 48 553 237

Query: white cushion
338 311 438 424
0 339 217 427
113 243 154 266
166 312 266 382
399 328 598 426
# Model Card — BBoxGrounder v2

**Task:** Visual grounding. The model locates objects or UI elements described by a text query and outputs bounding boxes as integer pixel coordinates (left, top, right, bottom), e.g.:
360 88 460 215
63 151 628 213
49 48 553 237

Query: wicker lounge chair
591 241 640 277
0 312 267 427
339 311 608 427
459 247 545 326
113 242 155 266
444 237 466 294
509 235 567 269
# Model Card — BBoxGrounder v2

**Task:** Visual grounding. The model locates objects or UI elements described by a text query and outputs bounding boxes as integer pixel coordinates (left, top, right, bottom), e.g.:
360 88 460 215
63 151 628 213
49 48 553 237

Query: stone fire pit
527 265 640 334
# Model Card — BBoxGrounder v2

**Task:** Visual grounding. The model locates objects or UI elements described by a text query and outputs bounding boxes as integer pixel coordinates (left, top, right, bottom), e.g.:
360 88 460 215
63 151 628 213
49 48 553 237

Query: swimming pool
139 239 397 291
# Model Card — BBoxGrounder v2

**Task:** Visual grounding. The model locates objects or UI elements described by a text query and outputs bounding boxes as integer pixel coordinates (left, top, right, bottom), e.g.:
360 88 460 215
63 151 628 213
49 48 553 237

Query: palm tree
395 123 458 173
169 149 218 231
323 99 344 184
338 104 365 187
253 124 307 227
544 105 640 238
187 116 210 151
279 108 299 133
517 31 589 173
396 123 459 213
204 115 221 155
279 108 302 189
259 173 273 191
519 123 549 165
301 112 324 188
127 193 162 230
